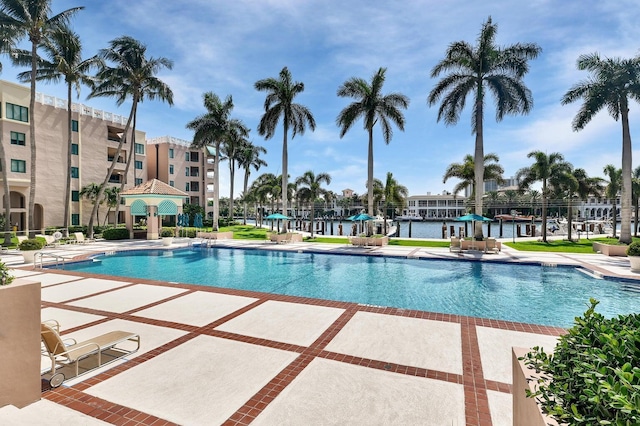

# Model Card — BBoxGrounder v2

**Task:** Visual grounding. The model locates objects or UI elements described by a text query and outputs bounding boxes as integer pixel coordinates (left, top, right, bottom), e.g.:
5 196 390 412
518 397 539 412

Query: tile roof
120 179 188 197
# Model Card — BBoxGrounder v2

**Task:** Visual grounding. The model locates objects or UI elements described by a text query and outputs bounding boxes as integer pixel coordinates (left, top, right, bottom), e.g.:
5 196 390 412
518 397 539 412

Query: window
169 164 174 174
6 103 28 122
71 120 79 132
71 214 79 226
185 168 190 176
71 191 79 202
70 167 79 178
190 182 199 192
190 152 199 162
71 143 79 155
135 160 143 170
135 143 145 154
135 178 143 185
185 182 190 192
168 148 174 158
10 131 25 145
169 180 174 187
11 159 26 173
185 152 190 161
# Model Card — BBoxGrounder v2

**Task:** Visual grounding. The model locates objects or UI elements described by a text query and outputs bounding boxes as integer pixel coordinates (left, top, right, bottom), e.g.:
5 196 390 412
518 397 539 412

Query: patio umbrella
182 213 190 227
348 213 374 235
265 213 290 220
194 213 203 228
454 213 492 222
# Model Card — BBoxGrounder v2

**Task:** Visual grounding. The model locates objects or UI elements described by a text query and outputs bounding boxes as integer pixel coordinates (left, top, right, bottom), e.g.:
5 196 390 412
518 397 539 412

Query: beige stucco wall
0 279 41 409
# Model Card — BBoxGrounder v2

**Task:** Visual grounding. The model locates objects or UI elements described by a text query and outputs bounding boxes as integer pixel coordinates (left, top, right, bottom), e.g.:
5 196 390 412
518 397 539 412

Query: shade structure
455 213 492 222
349 213 374 222
194 213 203 228
265 213 290 220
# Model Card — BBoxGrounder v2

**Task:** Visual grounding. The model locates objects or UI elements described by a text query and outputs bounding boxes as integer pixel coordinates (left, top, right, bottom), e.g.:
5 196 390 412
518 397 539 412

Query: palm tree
88 35 173 237
102 186 120 226
237 142 267 225
486 191 500 216
428 17 541 238
295 171 331 237
221 121 250 221
337 67 409 217
0 0 83 235
561 53 640 244
443 153 504 200
516 151 571 242
79 182 103 225
255 66 315 224
16 26 100 237
186 92 243 231
603 164 622 238
382 172 408 234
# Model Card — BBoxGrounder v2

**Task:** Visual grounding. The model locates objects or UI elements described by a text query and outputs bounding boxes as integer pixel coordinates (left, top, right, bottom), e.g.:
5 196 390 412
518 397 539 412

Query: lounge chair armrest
62 342 102 360
42 319 60 333
62 337 77 346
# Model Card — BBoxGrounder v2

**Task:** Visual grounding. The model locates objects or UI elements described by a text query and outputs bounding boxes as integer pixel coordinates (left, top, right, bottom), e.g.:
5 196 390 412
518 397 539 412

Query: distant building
404 192 466 219
465 177 519 197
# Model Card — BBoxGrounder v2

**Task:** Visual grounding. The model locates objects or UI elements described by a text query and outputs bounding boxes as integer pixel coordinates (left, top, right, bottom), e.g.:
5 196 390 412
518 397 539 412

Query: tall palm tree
237 142 267 225
295 171 331 237
428 17 541 238
382 172 408 234
337 67 409 217
0 0 83 235
79 182 103 225
88 35 173 237
221 121 250 221
0 23 20 245
186 92 243 231
562 53 640 244
603 164 622 238
255 66 315 224
443 153 504 199
16 26 100 237
516 151 571 242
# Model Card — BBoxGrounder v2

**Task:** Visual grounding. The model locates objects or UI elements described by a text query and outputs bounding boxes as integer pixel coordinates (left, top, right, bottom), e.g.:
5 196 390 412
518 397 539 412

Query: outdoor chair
449 236 462 253
74 232 95 244
484 238 500 254
36 234 59 248
40 321 140 387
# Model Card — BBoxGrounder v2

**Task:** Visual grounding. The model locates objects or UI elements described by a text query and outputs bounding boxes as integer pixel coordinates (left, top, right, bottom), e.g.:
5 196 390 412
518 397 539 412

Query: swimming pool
62 247 640 328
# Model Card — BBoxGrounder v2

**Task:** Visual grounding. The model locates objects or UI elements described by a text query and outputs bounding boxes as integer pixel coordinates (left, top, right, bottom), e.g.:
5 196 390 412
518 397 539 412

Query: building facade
0 80 146 232
146 136 214 218
404 193 466 219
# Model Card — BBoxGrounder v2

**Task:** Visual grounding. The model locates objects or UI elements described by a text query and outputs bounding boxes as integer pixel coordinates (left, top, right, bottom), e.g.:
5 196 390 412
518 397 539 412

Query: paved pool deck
0 237 637 425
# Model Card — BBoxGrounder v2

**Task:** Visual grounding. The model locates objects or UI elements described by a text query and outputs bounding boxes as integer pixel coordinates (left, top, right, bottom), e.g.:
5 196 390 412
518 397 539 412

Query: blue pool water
62 248 640 328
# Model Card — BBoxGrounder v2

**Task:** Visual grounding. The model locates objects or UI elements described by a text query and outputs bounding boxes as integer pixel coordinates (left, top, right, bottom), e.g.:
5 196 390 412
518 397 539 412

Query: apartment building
404 193 466 219
0 80 146 232
146 136 214 218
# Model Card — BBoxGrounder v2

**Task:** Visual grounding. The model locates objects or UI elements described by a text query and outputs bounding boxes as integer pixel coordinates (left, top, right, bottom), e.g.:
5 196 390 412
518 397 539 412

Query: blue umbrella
182 213 190 227
194 213 203 228
265 213 290 220
350 213 374 222
455 213 492 222
177 213 183 227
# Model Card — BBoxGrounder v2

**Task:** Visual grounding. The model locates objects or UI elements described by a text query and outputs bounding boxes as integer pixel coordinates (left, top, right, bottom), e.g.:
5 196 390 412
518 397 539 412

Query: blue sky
3 0 640 198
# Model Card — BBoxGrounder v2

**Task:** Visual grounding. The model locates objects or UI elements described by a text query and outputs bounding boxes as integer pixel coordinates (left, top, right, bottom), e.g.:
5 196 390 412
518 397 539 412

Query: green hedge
523 298 640 424
102 228 130 240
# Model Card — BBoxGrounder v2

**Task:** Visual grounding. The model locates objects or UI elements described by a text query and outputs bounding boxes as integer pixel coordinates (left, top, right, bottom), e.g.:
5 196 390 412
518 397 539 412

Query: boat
395 215 423 221
372 216 397 237
494 214 536 222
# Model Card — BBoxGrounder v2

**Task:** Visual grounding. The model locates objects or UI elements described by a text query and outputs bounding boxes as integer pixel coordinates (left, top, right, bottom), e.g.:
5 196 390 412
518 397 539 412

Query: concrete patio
0 237 637 425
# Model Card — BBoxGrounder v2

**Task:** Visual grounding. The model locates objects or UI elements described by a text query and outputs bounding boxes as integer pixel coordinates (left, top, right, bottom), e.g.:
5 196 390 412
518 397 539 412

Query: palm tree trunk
63 84 73 238
87 97 137 238
28 41 38 237
0 135 11 245
541 181 548 242
282 124 289 224
213 141 220 231
229 160 235 222
310 203 314 238
620 107 632 244
367 127 374 217
567 198 573 241
116 110 138 225
243 170 249 225
474 98 484 239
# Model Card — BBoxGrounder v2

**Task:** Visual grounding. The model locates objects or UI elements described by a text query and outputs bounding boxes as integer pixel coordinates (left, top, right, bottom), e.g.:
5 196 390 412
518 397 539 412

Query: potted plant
627 241 640 271
0 261 14 286
161 228 174 246
19 238 45 264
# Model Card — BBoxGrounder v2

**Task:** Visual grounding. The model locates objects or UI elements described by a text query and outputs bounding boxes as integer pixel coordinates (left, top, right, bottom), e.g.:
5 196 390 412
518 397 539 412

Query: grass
503 237 640 253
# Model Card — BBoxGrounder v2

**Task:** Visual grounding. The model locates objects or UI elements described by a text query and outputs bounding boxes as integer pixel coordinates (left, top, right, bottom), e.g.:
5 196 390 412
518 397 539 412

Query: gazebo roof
120 179 188 197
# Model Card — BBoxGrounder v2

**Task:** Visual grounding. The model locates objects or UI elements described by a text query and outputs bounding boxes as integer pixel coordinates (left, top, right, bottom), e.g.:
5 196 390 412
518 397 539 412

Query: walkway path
0 237 636 425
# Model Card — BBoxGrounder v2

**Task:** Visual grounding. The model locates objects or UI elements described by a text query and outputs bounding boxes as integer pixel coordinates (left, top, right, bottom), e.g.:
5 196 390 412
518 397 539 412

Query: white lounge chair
484 237 500 254
36 234 59 248
449 236 462 253
41 322 140 386
74 232 94 244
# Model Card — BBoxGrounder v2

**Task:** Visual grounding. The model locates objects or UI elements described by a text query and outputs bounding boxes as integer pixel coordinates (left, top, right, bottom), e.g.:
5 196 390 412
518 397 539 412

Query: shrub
627 241 640 256
102 228 130 240
19 238 44 251
0 261 14 285
186 229 197 238
523 299 640 424
161 228 174 237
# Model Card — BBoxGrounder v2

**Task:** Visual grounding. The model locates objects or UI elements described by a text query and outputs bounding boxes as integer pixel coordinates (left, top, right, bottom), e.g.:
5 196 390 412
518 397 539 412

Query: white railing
146 135 193 147
35 91 127 125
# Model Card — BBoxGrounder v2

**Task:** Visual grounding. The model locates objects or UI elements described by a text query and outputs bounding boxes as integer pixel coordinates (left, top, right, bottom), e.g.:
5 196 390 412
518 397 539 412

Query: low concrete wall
592 242 628 256
197 231 233 240
512 347 560 426
0 279 41 409
269 233 303 243
350 236 389 246
460 239 502 251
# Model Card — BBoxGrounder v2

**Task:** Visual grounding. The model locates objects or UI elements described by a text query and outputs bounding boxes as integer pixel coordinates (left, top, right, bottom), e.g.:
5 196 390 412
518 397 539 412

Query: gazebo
120 179 188 240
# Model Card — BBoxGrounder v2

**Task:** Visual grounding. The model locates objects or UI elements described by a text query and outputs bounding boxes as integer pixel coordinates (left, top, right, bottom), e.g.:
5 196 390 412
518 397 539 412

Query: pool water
62 247 640 328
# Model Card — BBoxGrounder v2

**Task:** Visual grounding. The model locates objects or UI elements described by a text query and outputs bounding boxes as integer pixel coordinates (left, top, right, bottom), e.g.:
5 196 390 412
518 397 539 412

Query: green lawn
503 237 637 253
